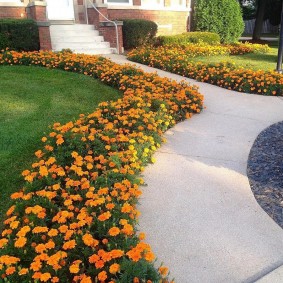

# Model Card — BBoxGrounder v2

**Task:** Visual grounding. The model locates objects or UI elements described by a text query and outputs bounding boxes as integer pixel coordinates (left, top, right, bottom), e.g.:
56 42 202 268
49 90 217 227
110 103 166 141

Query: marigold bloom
69 264 80 274
109 263 120 274
108 227 120 236
158 266 169 276
18 268 29 275
62 240 76 250
98 271 107 281
6 266 16 275
14 237 27 248
40 273 52 282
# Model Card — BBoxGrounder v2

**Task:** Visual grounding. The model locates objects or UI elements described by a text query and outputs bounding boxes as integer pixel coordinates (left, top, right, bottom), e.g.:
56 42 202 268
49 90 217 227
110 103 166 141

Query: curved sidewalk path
105 54 283 283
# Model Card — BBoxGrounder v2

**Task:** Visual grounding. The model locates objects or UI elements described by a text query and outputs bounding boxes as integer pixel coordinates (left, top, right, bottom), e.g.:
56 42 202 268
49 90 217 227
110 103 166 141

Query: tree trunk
252 0 267 40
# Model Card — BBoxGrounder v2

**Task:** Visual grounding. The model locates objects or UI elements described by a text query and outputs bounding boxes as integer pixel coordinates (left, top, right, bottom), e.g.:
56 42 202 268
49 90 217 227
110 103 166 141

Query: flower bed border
0 50 203 283
127 45 282 96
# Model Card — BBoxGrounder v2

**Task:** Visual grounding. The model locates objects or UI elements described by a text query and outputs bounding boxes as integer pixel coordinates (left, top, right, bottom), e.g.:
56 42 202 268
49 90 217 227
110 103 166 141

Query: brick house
0 0 192 54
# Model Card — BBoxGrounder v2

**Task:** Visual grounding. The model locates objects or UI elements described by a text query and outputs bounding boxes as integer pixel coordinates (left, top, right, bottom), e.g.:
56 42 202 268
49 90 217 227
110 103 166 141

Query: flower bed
0 50 203 283
127 45 283 96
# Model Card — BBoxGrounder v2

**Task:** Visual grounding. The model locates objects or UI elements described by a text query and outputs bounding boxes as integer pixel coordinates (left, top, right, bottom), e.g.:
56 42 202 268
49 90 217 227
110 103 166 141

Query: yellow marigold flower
41 136 47 142
39 166 48 177
109 263 120 274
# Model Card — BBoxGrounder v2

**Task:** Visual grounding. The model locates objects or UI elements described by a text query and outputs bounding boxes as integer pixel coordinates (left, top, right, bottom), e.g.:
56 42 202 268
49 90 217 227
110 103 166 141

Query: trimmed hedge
0 19 39 51
121 19 158 49
194 0 244 43
156 32 221 46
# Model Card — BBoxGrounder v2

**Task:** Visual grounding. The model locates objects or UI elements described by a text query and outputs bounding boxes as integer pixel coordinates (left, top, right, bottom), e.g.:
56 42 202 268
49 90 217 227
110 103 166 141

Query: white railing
85 0 119 54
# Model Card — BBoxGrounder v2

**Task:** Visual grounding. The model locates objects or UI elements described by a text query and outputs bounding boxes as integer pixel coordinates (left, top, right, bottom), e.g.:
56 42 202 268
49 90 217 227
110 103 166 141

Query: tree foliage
194 0 244 43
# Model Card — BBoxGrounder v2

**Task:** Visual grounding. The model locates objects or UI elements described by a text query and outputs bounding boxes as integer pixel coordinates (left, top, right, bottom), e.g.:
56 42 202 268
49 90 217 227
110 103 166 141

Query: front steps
50 24 115 55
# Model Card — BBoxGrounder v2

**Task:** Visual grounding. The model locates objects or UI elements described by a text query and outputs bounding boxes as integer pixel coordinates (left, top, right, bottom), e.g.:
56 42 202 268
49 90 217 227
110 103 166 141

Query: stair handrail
85 0 120 54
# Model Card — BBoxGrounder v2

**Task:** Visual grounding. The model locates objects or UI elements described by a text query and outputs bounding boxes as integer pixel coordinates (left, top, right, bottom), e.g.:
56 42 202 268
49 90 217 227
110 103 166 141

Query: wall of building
107 9 189 35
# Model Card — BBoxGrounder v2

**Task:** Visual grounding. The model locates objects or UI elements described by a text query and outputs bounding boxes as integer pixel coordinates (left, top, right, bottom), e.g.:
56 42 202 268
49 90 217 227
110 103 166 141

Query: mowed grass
190 43 279 71
0 65 121 222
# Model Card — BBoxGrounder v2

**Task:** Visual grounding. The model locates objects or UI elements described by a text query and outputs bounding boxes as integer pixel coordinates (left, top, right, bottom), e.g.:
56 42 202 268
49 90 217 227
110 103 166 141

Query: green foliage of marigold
194 0 244 43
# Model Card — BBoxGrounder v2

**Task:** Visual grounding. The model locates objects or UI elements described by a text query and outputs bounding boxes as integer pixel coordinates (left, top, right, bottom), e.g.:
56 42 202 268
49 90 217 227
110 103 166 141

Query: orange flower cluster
0 50 203 282
128 45 282 96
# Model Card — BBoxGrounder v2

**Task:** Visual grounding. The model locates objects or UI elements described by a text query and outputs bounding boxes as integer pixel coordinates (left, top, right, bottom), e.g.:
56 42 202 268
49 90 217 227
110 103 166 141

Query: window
142 0 164 7
170 0 186 8
105 0 132 4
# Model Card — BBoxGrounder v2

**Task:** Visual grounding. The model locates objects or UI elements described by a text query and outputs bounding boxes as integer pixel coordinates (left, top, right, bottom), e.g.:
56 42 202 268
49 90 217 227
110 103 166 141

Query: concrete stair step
51 36 104 43
50 30 100 37
50 24 114 55
74 48 115 55
50 24 95 31
52 42 111 51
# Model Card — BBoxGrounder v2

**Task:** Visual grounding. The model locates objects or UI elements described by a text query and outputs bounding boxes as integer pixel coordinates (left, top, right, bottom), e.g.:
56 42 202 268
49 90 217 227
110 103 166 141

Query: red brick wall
108 9 189 35
99 24 123 53
38 26 52 50
27 6 47 22
0 7 26 19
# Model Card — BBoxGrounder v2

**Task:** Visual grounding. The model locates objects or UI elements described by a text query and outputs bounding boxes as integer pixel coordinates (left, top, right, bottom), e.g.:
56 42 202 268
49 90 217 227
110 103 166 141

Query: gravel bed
247 121 283 229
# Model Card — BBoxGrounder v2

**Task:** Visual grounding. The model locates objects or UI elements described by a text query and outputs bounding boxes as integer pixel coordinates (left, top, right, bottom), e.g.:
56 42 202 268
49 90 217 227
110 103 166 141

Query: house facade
0 0 192 53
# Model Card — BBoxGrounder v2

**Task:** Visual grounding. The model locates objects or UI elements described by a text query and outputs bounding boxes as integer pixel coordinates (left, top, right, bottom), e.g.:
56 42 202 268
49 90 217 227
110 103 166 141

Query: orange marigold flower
30 260 42 271
158 266 169 277
81 276 92 283
110 249 124 259
32 226 48 234
18 268 29 276
108 227 120 236
40 272 52 282
98 271 107 281
0 238 8 249
48 228 58 237
39 166 48 177
6 266 16 275
14 237 27 248
51 277 60 282
82 233 98 247
98 211 111 222
69 264 80 274
62 240 76 250
109 263 120 274
6 205 15 216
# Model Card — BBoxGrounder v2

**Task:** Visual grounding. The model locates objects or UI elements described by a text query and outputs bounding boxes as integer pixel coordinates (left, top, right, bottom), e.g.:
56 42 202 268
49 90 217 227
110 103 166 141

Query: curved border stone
247 121 283 229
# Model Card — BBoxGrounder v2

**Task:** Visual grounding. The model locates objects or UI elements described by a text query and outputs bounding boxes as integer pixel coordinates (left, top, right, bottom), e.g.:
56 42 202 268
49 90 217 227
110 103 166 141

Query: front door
46 0 75 20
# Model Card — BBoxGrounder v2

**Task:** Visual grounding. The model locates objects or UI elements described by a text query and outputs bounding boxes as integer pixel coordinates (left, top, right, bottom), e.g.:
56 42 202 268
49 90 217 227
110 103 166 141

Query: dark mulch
247 121 283 228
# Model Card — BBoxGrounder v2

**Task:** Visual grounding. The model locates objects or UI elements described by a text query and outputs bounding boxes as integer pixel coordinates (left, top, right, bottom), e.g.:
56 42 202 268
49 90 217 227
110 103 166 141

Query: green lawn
190 45 279 71
0 66 121 222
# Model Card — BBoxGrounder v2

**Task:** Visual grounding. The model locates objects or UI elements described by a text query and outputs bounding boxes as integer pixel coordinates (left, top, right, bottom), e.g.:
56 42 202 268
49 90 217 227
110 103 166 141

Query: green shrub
0 19 39 51
156 32 220 46
194 0 244 43
121 19 158 49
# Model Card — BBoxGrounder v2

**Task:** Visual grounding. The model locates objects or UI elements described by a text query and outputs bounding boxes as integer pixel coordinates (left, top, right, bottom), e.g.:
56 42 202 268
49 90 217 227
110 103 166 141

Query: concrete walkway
105 54 283 283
